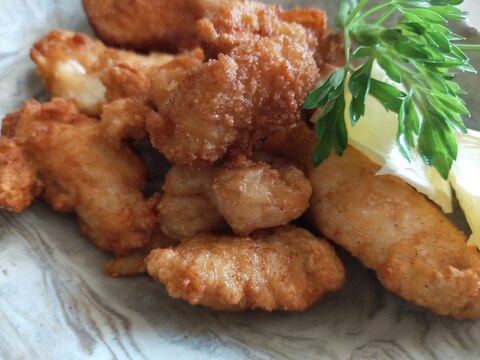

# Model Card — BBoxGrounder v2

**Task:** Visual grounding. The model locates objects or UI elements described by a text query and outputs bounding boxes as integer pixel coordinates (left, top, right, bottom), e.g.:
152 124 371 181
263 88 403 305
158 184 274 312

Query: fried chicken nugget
147 34 318 166
0 138 39 213
158 166 225 239
197 0 322 55
82 0 229 51
265 123 480 319
31 30 203 115
197 0 343 74
146 226 345 311
1 98 154 255
212 154 312 235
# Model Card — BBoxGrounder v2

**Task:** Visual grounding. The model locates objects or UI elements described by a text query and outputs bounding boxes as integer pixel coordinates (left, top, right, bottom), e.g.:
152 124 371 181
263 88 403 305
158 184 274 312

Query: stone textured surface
0 1 479 359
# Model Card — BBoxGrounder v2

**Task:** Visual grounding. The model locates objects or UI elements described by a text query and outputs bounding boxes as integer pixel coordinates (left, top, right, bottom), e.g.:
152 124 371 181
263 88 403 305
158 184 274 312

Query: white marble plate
1 1 480 359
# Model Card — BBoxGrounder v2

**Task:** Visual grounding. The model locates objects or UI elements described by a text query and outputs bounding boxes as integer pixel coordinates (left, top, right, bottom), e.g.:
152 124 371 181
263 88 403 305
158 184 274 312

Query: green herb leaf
306 0 480 178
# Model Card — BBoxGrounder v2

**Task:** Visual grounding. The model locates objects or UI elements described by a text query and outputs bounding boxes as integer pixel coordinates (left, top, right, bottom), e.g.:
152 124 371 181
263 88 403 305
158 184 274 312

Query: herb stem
354 2 393 24
375 6 395 25
344 0 369 27
456 44 480 51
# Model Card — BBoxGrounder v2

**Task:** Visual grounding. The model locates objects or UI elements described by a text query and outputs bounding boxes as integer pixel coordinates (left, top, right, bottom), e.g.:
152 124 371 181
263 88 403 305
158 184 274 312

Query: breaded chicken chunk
1 99 155 255
146 226 345 311
157 166 224 239
266 122 480 319
31 30 203 115
82 0 229 51
212 154 312 235
147 35 318 166
197 0 322 56
0 138 39 213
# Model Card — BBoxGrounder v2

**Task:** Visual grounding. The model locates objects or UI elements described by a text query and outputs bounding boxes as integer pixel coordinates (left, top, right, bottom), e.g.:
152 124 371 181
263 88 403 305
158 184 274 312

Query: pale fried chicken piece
30 30 203 115
105 227 178 277
266 123 480 319
1 98 155 255
102 49 204 106
82 0 229 52
99 99 152 148
146 226 345 311
0 138 39 213
147 35 318 167
158 194 225 239
211 154 312 235
158 165 224 239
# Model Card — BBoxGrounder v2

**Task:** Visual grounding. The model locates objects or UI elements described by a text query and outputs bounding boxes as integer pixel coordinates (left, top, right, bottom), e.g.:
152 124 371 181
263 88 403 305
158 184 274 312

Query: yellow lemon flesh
345 64 453 213
450 130 480 247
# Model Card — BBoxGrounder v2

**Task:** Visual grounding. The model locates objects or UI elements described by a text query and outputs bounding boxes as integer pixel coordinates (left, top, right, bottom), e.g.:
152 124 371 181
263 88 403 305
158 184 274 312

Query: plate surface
1 1 479 359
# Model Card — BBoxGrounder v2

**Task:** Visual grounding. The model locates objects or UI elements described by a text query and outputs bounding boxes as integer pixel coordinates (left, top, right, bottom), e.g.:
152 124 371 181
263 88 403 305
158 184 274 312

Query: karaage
212 154 312 235
1 98 155 255
146 226 345 311
31 30 203 115
147 34 318 167
82 0 230 51
265 122 480 319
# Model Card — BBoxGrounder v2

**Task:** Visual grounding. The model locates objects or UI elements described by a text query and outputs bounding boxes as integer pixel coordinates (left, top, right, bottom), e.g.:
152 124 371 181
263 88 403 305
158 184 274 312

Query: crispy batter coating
30 30 202 115
267 123 480 319
146 226 345 311
99 99 152 148
2 99 155 255
82 0 229 51
0 138 39 213
147 35 318 166
197 1 320 55
158 165 224 239
212 154 312 235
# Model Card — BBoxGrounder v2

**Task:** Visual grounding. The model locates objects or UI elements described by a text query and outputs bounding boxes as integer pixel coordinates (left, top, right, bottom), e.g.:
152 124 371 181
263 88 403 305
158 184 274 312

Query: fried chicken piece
211 154 312 235
82 0 229 51
158 165 224 239
1 98 155 255
147 35 318 166
146 226 345 311
99 99 152 147
31 30 203 115
0 138 39 212
102 48 204 107
266 123 480 319
197 0 321 55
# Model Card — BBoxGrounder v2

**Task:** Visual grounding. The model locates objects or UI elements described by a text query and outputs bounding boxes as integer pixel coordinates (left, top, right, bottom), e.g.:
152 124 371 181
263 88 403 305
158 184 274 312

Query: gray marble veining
1 0 480 359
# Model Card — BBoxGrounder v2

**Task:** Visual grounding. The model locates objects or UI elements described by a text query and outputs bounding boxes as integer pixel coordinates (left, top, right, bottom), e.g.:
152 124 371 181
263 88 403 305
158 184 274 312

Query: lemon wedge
345 64 453 213
450 130 480 247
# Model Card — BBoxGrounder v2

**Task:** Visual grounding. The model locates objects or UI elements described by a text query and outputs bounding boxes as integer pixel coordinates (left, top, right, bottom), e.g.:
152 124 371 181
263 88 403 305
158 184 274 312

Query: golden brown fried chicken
82 0 229 51
147 34 318 167
197 0 322 55
31 30 203 115
158 165 224 239
0 138 39 213
1 98 155 255
146 226 345 311
211 154 312 235
266 122 480 319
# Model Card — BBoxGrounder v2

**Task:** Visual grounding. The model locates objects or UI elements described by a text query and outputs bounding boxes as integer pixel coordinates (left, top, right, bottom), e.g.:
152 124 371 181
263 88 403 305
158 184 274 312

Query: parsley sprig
304 0 480 179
